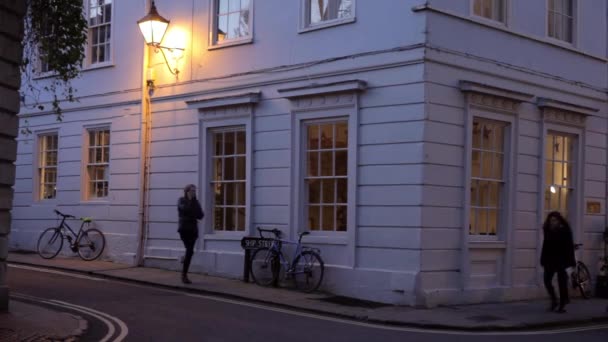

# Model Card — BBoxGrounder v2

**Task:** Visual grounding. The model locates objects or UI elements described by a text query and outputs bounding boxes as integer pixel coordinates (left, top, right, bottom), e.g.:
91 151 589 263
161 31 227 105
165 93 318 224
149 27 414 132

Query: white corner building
11 0 608 307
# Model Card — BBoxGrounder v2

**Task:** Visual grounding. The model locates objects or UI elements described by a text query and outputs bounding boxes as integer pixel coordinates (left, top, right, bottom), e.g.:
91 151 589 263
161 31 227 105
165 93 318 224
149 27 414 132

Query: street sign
241 237 273 250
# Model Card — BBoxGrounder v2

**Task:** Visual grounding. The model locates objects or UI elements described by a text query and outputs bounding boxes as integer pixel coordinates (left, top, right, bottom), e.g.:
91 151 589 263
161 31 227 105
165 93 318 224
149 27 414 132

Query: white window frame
302 119 349 233
546 0 577 45
299 0 356 33
465 111 515 244
293 108 357 245
201 117 252 238
82 125 111 202
539 123 583 242
470 0 508 25
34 131 59 202
208 0 254 50
84 0 114 68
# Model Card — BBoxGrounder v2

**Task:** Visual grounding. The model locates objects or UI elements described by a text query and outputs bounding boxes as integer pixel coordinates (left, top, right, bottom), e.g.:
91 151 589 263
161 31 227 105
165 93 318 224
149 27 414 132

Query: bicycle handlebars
54 209 75 219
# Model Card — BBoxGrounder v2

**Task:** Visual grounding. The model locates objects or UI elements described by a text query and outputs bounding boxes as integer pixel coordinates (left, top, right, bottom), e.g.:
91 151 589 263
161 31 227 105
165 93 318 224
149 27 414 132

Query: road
7 265 608 341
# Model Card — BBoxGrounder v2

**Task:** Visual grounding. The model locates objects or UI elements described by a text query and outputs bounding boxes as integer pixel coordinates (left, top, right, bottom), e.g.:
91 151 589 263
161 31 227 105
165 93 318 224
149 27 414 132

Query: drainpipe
136 0 152 267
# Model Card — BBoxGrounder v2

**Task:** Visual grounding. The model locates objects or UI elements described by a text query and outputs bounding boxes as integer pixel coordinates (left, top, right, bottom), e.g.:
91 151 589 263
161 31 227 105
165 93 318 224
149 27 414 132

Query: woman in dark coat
178 184 204 284
540 211 576 313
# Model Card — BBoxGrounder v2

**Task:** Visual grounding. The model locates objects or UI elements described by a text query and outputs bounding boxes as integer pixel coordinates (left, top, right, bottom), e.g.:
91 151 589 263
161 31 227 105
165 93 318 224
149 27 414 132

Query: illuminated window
304 121 348 232
86 129 110 199
470 119 507 236
544 133 576 219
38 134 58 200
211 128 247 231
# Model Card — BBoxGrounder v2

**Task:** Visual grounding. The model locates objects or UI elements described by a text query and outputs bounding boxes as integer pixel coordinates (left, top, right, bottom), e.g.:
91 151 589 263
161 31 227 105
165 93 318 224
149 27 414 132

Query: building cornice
277 80 367 98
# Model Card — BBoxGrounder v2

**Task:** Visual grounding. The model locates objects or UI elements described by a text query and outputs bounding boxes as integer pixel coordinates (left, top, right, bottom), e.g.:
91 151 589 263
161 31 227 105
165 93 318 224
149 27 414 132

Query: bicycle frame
57 215 89 244
264 235 319 276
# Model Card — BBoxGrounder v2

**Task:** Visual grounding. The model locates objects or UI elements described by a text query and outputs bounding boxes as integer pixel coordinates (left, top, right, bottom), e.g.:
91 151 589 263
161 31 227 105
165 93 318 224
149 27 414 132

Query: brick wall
0 0 26 312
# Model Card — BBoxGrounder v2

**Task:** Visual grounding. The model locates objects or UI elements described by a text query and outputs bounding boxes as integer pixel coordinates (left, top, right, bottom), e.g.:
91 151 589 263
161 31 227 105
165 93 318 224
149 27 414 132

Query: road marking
8 264 105 281
10 293 128 342
12 263 608 336
49 299 129 342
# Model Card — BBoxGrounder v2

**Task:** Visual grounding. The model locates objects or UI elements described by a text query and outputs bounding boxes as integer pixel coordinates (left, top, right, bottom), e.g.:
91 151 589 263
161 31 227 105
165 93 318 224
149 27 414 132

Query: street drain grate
317 296 391 309
467 315 505 322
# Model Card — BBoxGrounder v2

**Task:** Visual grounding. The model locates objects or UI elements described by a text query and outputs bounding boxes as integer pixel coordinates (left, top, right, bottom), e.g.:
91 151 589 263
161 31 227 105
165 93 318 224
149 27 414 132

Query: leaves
21 0 88 120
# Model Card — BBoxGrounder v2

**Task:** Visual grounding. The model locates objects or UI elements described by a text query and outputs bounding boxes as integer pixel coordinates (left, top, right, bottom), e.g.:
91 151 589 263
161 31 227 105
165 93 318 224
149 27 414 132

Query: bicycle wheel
575 262 592 299
250 248 283 287
77 228 105 261
37 228 63 259
293 251 324 293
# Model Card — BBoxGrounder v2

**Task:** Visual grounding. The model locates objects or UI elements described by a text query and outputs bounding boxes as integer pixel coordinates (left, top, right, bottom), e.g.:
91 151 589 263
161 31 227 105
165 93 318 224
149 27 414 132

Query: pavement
6 251 608 334
0 297 87 342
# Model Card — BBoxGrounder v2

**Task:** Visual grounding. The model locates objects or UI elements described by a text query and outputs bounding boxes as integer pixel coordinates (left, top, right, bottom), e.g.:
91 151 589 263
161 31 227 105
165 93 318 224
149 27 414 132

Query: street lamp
137 1 184 76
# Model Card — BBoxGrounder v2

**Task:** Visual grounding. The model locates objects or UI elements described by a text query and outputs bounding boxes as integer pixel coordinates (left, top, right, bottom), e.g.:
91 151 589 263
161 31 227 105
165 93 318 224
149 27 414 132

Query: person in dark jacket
540 211 576 313
178 184 204 284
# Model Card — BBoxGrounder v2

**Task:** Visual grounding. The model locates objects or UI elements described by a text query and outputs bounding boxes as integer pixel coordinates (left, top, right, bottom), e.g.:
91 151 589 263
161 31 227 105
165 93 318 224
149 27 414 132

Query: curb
9 259 608 333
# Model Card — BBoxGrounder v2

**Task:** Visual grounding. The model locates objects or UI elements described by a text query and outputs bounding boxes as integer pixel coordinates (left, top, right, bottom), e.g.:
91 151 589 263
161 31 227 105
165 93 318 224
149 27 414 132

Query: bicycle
37 209 106 261
249 227 324 293
571 243 592 298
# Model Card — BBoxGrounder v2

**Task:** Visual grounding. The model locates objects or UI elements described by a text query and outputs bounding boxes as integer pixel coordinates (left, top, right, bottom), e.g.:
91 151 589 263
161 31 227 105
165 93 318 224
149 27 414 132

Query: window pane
494 123 504 152
225 207 236 231
236 156 246 180
322 206 334 231
478 210 487 235
214 207 224 230
336 178 347 204
217 15 228 41
492 153 503 179
241 0 250 10
469 208 477 234
545 160 553 186
308 179 320 204
307 152 318 177
470 180 479 206
564 136 574 162
218 0 229 14
336 206 347 231
487 209 497 235
225 131 235 155
239 9 250 36
560 187 569 212
213 158 223 180
227 12 240 39
214 132 223 155
322 179 335 204
214 183 224 205
545 135 554 160
335 151 347 176
472 121 481 148
237 207 246 231
320 124 333 149
488 182 499 208
236 182 246 205
471 151 481 178
229 0 240 12
225 182 235 205
224 157 235 180
481 152 493 178
549 187 559 211
308 125 319 150
335 122 348 148
320 151 333 176
236 131 246 154
308 206 320 230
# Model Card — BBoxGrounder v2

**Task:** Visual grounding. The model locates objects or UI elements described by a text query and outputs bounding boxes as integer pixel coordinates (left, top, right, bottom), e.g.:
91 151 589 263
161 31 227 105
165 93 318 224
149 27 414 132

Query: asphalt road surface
7 265 608 342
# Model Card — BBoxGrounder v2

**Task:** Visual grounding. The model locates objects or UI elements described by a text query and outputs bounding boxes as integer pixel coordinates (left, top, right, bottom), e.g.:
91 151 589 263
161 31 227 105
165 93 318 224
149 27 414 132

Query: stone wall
0 0 26 312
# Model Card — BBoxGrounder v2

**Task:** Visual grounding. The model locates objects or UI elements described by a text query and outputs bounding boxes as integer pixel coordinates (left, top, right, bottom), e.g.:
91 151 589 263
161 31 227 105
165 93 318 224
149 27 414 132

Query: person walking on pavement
178 184 204 284
541 211 576 313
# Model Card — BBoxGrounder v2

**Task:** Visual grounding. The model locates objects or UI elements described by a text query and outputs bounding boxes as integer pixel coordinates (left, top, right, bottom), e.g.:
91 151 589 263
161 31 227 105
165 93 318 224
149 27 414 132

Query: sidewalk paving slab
8 251 608 331
0 298 87 342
